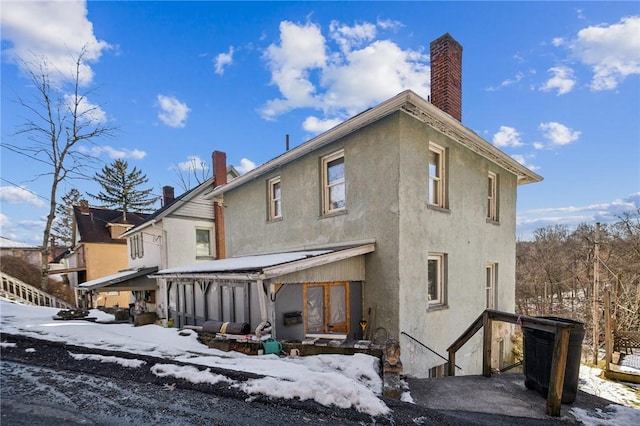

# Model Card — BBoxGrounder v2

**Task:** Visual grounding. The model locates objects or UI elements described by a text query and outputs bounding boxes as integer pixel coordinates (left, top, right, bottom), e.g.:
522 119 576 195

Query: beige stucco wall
85 242 130 307
223 110 520 377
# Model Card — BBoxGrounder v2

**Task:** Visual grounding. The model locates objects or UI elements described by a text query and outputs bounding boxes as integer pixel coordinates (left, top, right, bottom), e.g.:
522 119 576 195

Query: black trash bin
522 317 585 404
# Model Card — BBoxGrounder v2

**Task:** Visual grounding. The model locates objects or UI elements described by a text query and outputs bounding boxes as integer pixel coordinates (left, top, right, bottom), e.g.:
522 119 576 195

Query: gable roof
121 177 215 238
207 90 542 199
74 206 149 244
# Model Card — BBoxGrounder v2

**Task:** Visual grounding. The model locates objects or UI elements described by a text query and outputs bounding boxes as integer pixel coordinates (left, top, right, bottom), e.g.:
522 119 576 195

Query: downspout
150 220 169 322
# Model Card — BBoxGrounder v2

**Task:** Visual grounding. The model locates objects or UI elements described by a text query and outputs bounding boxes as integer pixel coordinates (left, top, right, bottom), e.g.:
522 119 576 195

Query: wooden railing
447 309 573 417
1 272 75 309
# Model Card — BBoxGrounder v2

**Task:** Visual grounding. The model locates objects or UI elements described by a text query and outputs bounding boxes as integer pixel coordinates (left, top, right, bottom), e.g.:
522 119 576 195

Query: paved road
1 360 366 425
1 333 577 425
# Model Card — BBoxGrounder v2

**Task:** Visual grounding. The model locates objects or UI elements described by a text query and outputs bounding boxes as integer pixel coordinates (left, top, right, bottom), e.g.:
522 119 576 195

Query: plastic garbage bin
523 317 585 404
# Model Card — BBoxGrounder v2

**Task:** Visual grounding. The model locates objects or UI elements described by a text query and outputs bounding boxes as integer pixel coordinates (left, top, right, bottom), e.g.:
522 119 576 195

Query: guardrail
447 309 573 417
1 272 75 309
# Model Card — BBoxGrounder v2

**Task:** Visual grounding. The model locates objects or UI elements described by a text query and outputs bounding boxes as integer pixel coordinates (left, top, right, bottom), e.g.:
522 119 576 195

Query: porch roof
150 243 376 281
78 267 158 291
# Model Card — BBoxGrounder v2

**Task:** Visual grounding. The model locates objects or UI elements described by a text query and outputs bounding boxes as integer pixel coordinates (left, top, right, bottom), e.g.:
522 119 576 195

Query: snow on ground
0 300 388 416
2 299 639 422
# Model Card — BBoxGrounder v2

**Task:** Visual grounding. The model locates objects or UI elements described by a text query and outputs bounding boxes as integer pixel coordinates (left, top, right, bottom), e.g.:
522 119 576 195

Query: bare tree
174 157 211 192
4 48 115 290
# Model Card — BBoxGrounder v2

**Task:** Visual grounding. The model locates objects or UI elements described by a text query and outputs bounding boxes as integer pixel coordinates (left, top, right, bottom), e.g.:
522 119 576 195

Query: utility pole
592 222 601 365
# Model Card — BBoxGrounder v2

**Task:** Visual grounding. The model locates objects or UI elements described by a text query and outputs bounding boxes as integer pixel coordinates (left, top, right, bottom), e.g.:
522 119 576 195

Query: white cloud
492 126 524 148
177 156 209 172
540 66 576 95
79 145 146 160
261 21 327 118
517 193 640 239
329 20 377 53
539 122 581 146
214 46 234 75
0 213 10 228
156 95 191 128
260 19 429 131
64 94 108 124
0 186 45 207
570 16 640 91
235 158 257 174
487 72 525 91
552 37 564 47
303 116 343 133
0 0 111 87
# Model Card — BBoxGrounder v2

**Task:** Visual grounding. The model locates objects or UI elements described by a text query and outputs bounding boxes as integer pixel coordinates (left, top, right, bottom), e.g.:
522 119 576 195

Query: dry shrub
1 255 76 305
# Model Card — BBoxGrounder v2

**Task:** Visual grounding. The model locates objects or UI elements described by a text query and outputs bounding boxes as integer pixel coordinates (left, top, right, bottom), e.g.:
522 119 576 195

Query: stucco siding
396 113 519 376
221 108 521 377
223 114 403 342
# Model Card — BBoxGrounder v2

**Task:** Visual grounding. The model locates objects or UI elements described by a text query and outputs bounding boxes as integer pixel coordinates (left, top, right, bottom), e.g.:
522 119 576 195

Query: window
427 253 446 305
130 234 143 259
304 282 350 336
195 228 212 258
322 150 345 214
486 263 497 309
487 172 498 221
428 143 446 208
267 177 282 220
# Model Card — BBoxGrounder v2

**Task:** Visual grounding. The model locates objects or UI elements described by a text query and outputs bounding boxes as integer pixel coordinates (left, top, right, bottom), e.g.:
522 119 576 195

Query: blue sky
1 1 639 245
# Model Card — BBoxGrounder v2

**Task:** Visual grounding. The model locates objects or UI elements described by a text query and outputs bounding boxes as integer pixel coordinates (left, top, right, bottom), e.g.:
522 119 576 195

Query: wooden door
304 282 349 334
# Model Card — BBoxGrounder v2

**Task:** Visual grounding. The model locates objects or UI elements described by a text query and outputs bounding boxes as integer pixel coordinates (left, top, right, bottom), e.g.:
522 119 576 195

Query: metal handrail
401 331 462 370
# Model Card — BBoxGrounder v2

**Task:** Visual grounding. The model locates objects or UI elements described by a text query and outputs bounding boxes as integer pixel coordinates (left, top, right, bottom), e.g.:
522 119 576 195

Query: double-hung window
427 253 446 306
487 172 498 221
428 143 446 208
322 150 345 214
195 228 212 258
268 177 282 220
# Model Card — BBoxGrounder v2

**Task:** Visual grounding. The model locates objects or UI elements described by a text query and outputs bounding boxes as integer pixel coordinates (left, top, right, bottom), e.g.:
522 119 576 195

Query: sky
0 1 639 245
1 299 639 423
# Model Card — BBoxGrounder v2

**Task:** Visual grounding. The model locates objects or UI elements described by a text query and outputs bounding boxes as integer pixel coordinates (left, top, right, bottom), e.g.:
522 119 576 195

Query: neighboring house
66 202 149 308
152 34 542 378
0 236 41 268
112 153 239 323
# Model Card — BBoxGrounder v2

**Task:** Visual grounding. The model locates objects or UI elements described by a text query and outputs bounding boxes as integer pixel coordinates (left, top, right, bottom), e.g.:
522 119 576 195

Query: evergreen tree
89 159 158 219
51 188 82 246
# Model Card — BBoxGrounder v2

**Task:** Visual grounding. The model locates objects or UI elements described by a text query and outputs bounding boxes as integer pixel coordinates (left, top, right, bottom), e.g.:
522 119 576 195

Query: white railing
1 272 75 309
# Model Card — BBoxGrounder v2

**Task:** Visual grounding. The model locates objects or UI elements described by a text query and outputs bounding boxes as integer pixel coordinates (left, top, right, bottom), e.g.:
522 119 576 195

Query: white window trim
195 228 213 258
428 143 446 208
487 172 498 221
268 176 282 220
486 263 497 309
321 150 346 215
428 253 446 305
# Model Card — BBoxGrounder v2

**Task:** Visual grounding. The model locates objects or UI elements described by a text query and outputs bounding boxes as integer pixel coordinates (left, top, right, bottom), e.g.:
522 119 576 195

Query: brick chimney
430 33 463 121
212 150 227 189
79 200 90 215
212 150 227 259
162 186 175 206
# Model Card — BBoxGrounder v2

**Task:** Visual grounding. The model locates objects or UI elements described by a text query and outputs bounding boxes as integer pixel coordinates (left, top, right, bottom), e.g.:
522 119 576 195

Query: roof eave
207 90 541 197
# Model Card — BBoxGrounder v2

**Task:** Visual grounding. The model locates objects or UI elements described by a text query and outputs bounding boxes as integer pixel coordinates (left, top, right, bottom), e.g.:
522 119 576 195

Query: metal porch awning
149 243 375 281
78 267 158 292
